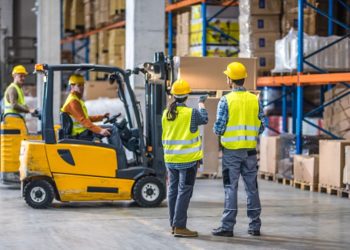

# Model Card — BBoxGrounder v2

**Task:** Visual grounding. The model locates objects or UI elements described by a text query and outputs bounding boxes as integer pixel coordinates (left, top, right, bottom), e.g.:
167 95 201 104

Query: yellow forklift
0 100 41 185
20 53 172 208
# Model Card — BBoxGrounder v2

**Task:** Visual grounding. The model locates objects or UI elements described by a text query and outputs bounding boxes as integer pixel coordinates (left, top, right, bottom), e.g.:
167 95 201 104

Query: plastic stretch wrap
277 134 328 179
273 29 350 73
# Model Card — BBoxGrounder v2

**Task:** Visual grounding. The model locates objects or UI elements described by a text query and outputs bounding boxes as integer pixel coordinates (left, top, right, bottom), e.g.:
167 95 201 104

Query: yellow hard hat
223 62 247 80
69 74 85 85
12 65 28 75
171 79 191 96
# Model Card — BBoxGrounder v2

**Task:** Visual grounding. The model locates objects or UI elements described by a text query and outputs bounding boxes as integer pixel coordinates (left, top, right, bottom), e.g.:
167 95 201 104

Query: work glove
199 95 208 103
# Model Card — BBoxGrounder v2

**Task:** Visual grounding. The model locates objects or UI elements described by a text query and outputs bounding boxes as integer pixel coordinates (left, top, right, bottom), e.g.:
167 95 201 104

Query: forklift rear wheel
24 179 54 209
133 176 165 207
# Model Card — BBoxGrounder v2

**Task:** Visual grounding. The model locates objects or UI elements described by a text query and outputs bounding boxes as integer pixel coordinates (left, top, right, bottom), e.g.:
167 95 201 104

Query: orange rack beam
165 0 238 12
257 72 350 87
61 20 126 44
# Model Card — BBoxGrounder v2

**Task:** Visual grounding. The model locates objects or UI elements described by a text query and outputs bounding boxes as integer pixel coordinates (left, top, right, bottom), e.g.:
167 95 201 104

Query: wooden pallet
276 176 293 186
318 184 350 199
293 181 318 192
258 171 275 181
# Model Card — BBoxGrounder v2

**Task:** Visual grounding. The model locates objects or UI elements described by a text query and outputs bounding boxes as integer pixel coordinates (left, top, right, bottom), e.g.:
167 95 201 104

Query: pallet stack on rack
239 0 281 75
189 4 239 57
282 0 317 36
62 0 126 77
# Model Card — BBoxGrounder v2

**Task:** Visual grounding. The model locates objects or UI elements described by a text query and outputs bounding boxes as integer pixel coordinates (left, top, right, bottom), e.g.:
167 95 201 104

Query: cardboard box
240 15 280 33
190 30 239 46
241 0 281 15
83 81 118 100
70 0 85 31
98 31 109 53
191 5 239 20
244 32 280 52
293 155 319 184
259 136 280 174
177 57 257 90
344 146 350 185
282 12 316 35
283 0 317 15
319 140 350 188
254 52 275 72
201 98 220 174
64 0 73 31
190 45 239 57
190 18 239 33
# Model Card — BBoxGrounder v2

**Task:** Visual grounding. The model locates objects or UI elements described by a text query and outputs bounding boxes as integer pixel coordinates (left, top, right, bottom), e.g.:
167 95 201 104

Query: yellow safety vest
61 93 89 136
162 106 203 163
3 83 26 115
221 91 261 149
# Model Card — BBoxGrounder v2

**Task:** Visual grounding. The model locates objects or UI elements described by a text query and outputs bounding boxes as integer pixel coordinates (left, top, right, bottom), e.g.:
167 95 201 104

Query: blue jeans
167 165 197 228
221 148 261 231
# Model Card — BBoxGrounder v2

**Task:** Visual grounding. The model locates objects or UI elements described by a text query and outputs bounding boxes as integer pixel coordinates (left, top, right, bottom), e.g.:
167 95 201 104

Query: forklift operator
61 74 111 140
3 65 35 117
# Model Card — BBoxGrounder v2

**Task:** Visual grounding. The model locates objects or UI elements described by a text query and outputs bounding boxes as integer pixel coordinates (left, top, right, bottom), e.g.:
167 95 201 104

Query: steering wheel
103 113 122 124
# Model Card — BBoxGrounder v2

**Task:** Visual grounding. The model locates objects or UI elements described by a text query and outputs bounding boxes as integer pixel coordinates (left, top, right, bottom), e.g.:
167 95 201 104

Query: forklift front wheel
133 176 165 207
24 179 54 209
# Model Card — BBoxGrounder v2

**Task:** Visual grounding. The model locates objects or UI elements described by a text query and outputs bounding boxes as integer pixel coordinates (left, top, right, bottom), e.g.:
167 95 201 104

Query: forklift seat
58 112 73 140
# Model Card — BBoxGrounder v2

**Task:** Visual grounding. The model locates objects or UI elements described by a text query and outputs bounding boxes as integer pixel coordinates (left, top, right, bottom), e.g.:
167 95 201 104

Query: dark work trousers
167 165 197 228
76 127 127 168
221 148 261 231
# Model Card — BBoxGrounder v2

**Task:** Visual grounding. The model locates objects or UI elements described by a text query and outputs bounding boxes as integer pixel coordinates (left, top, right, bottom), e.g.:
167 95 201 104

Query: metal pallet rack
166 0 239 57
257 0 350 154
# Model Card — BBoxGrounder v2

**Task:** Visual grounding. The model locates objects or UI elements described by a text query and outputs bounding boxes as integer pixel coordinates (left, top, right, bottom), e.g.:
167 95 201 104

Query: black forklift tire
133 176 165 207
23 179 54 209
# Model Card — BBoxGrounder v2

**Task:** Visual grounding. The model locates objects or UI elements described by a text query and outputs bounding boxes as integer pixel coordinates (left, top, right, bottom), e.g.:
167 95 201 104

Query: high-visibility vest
3 83 26 115
61 93 89 136
162 106 203 163
221 91 261 149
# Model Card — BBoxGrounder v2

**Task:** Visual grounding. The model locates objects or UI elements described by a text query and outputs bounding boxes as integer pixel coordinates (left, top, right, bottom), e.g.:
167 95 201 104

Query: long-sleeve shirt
62 91 105 134
213 87 266 136
165 103 208 170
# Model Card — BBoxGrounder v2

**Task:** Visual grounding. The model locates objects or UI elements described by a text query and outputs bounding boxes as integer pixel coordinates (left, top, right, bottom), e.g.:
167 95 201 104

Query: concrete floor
0 179 349 250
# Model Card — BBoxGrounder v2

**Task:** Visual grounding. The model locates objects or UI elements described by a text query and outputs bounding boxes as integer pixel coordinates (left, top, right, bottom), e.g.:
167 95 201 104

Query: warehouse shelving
257 0 350 154
166 0 239 57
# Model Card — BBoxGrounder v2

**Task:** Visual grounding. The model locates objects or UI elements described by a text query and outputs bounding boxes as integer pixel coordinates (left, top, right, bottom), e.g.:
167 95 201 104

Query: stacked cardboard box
323 86 350 139
109 0 126 18
259 136 281 174
83 0 95 30
70 0 85 31
188 4 239 57
176 12 190 56
282 0 317 36
89 34 98 80
63 0 73 31
108 29 125 67
239 0 281 74
95 0 110 27
344 146 350 187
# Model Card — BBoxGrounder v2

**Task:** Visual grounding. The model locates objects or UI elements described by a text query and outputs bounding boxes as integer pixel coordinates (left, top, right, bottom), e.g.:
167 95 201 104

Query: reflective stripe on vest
3 83 26 115
221 91 261 150
61 93 89 136
162 106 203 163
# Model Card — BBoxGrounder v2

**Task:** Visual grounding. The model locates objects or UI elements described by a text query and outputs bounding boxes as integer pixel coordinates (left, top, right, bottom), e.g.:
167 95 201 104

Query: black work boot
212 227 233 237
248 229 261 236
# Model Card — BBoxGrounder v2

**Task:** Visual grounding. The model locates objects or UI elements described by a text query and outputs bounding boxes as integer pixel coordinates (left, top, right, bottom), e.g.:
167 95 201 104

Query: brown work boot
174 227 198 237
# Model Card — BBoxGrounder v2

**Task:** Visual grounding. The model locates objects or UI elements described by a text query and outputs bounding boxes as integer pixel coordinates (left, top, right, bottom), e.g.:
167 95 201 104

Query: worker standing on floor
2 65 34 117
162 79 208 238
212 62 265 237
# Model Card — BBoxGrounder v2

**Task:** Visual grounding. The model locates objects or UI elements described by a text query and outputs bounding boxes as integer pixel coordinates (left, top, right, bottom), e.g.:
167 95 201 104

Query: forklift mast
144 52 173 178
